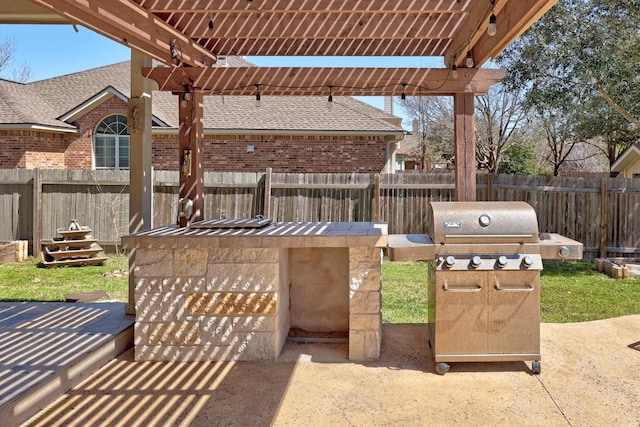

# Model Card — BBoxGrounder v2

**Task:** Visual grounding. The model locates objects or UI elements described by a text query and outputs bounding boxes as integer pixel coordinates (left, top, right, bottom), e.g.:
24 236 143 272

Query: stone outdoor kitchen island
121 222 387 362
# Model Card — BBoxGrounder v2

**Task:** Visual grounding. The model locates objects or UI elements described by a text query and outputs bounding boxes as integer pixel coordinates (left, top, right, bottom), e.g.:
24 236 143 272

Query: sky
0 24 443 128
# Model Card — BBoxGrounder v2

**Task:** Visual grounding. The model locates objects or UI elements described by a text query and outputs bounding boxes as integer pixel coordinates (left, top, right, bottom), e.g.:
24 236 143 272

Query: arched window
94 115 129 169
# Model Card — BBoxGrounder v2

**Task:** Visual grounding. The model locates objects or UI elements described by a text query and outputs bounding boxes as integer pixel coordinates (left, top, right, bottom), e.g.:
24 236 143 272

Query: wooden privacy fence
1 169 638 260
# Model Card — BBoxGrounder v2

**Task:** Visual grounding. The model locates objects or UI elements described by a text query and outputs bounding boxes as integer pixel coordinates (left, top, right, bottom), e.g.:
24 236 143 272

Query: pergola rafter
7 0 558 71
26 0 218 67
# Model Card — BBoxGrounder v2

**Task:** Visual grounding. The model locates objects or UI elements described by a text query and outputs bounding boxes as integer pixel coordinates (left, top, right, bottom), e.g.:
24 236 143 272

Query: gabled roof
611 143 640 173
0 78 75 131
0 58 404 136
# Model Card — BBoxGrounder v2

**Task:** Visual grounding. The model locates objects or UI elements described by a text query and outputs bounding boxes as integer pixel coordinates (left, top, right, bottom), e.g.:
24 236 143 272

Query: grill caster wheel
435 362 450 375
532 361 541 375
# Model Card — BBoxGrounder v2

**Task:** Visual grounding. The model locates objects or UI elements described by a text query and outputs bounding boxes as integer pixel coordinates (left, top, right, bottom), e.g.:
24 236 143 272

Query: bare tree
475 83 527 173
399 96 454 169
0 37 31 82
531 110 583 176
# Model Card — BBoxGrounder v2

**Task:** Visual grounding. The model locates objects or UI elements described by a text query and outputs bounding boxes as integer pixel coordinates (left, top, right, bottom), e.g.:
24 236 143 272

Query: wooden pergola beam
143 67 506 96
27 0 217 67
443 0 492 68
471 0 559 66
444 0 558 68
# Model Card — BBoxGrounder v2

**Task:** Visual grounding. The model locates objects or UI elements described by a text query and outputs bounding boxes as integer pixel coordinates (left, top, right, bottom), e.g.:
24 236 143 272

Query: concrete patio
4 305 638 427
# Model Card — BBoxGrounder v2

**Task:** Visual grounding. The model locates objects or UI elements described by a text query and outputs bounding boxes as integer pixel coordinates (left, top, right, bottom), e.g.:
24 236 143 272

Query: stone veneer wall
131 243 382 362
348 247 383 360
124 222 386 362
134 246 289 362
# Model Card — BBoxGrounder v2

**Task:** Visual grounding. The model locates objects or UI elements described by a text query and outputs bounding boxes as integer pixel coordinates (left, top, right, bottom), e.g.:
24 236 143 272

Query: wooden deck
0 302 133 427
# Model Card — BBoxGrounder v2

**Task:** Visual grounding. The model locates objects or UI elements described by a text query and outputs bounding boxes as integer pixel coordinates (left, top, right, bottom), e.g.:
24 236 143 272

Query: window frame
93 114 130 170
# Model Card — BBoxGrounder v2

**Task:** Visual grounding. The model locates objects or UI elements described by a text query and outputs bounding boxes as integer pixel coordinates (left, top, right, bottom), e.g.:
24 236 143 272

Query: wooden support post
372 174 381 222
178 89 205 223
263 167 272 217
127 51 154 316
32 168 41 256
600 178 608 259
487 173 493 202
128 51 154 234
453 92 476 201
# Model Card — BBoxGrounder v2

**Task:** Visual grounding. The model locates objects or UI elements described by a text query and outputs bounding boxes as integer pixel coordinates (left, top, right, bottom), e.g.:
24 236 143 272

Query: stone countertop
121 222 388 249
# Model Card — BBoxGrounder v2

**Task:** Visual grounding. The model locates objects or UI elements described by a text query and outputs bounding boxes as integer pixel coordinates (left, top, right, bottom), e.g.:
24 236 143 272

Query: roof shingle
0 58 404 135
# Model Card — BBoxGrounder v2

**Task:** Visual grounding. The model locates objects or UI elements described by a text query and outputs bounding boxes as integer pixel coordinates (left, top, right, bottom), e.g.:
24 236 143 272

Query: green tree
498 144 537 175
497 0 640 168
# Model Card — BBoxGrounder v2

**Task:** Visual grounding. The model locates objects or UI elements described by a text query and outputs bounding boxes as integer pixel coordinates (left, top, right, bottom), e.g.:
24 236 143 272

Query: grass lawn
0 257 638 324
380 260 640 323
0 255 128 302
541 261 640 322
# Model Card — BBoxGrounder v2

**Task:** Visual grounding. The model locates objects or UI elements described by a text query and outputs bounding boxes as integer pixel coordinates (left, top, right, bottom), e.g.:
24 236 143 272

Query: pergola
2 0 559 230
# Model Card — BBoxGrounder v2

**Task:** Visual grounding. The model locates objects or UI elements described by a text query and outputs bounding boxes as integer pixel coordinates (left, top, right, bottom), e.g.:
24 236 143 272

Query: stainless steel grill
389 201 583 375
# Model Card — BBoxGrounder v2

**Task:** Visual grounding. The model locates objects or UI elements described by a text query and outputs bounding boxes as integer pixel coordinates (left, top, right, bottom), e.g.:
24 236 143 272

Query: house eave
58 87 129 123
0 123 77 133
611 144 640 172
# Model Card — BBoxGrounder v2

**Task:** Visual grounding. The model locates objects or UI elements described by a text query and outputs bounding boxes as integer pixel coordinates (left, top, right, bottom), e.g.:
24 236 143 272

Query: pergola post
178 89 205 224
453 92 476 201
126 50 154 315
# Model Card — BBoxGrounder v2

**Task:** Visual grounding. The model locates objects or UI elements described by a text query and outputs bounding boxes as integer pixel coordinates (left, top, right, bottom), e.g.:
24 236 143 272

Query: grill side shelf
387 234 435 261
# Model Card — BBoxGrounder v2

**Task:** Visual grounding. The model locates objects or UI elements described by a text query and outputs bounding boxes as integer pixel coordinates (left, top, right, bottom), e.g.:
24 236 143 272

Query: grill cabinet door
488 271 540 354
435 271 488 355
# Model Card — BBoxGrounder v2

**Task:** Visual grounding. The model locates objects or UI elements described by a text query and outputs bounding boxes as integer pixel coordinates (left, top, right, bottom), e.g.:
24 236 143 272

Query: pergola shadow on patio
17 316 640 426
0 302 133 427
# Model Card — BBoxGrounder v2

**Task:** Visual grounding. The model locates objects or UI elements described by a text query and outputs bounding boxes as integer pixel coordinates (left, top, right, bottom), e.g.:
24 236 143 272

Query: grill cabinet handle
442 282 482 292
494 282 534 292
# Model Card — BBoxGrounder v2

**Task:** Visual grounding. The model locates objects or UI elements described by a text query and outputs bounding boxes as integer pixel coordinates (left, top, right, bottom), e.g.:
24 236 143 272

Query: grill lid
429 202 539 244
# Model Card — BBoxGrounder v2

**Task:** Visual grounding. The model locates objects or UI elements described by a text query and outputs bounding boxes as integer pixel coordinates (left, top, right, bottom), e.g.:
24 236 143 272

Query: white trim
611 144 640 172
0 124 77 133
59 87 129 122
58 86 166 127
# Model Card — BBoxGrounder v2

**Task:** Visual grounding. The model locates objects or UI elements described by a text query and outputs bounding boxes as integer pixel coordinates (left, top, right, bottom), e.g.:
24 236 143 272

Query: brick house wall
1 96 392 173
154 133 390 173
0 130 67 169
67 98 130 169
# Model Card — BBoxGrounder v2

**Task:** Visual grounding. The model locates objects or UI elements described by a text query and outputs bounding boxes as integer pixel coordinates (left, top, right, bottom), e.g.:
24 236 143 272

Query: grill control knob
522 255 534 268
559 246 571 258
496 255 508 268
471 256 482 268
445 256 456 268
479 214 491 227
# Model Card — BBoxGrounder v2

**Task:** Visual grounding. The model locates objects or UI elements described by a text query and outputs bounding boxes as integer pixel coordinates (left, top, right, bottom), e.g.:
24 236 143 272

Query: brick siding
154 134 390 173
0 98 392 173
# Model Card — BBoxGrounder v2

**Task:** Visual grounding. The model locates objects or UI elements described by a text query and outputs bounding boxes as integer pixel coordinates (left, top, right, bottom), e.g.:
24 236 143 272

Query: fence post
32 168 42 257
487 173 493 201
263 167 272 217
372 174 381 222
599 178 608 259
